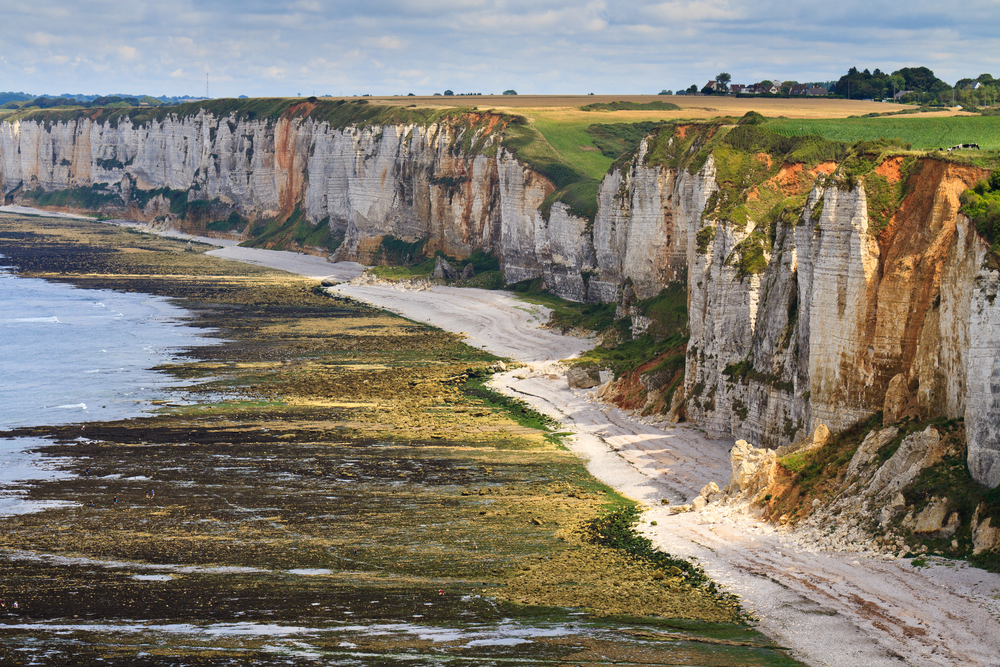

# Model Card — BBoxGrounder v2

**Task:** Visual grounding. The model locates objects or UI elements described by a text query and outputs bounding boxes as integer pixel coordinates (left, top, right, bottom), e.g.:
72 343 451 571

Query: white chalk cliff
2 106 999 487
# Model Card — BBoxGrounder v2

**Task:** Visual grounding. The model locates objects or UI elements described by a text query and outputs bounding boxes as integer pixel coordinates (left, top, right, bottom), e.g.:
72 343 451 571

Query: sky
1 0 998 98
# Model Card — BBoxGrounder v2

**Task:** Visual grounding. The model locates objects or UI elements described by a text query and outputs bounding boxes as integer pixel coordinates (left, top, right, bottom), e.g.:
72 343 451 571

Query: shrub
961 171 1000 249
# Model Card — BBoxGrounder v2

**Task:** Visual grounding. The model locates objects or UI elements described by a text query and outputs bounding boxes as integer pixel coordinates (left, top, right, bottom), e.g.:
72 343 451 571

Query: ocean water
0 265 215 514
0 268 214 429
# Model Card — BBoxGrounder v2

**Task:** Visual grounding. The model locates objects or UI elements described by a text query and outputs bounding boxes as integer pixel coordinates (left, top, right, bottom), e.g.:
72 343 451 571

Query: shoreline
0 212 787 666
7 209 1000 665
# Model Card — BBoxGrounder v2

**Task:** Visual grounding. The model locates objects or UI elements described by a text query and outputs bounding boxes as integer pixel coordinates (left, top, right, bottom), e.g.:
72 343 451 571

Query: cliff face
2 108 999 486
1 111 507 262
674 156 997 485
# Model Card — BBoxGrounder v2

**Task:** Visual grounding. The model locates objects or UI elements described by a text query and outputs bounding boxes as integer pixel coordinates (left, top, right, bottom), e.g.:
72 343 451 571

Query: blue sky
1 0 998 98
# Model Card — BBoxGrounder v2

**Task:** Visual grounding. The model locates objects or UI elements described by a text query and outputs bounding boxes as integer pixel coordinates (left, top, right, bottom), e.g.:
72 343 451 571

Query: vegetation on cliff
960 169 1000 251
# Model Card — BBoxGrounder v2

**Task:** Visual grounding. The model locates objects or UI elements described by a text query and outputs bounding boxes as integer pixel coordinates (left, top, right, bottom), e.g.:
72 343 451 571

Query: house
748 82 779 94
790 84 809 95
704 80 719 92
807 86 830 96
730 84 747 94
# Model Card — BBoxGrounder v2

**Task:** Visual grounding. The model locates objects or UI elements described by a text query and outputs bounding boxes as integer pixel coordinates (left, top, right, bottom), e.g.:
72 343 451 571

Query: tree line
673 66 998 109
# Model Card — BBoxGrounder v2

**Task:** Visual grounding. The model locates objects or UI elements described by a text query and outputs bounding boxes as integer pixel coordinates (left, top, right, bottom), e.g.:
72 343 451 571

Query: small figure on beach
85 468 91 476
11 602 17 609
114 496 118 505
145 488 155 500
438 589 444 595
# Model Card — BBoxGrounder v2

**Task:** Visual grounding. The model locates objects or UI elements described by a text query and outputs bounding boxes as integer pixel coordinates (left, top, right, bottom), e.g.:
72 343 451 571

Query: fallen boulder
972 504 1000 556
868 426 944 498
910 497 960 538
432 257 458 280
567 366 601 389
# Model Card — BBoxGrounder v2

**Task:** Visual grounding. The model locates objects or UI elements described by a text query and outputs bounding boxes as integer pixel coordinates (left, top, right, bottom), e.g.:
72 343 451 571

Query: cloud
0 0 994 97
28 32 59 47
644 0 742 23
375 35 406 49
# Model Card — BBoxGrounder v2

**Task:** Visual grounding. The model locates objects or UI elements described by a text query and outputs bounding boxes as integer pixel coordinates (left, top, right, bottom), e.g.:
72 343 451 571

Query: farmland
765 115 1000 150
369 94 994 179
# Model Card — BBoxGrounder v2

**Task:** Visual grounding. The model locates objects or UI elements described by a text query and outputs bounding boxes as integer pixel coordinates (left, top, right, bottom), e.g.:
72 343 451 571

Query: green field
531 115 615 180
765 115 1000 150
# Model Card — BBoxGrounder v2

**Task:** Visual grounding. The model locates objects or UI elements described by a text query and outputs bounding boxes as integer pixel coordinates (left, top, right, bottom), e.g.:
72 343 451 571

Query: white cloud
645 0 742 23
376 35 406 49
0 0 993 98
28 32 59 47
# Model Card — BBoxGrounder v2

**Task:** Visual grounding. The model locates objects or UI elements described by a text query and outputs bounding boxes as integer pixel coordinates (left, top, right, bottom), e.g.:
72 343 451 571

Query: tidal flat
0 213 801 665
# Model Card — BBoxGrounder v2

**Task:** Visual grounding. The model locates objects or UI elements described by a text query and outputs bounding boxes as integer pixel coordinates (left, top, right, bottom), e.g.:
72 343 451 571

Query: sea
0 262 215 514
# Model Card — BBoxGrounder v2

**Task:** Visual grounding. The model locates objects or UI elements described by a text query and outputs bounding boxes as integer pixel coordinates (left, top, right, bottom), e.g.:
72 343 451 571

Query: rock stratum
2 100 999 491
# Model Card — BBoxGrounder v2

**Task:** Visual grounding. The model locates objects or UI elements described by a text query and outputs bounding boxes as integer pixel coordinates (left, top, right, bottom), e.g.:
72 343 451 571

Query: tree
701 85 716 95
659 89 672 95
443 89 454 96
716 72 731 92
887 74 905 99
687 84 698 94
502 89 517 95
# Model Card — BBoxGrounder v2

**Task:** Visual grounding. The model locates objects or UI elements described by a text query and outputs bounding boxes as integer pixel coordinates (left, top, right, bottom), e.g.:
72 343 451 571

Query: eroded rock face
883 374 910 425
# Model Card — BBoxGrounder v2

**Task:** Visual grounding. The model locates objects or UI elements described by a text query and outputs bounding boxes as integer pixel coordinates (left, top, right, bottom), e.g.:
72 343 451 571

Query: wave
11 316 61 323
